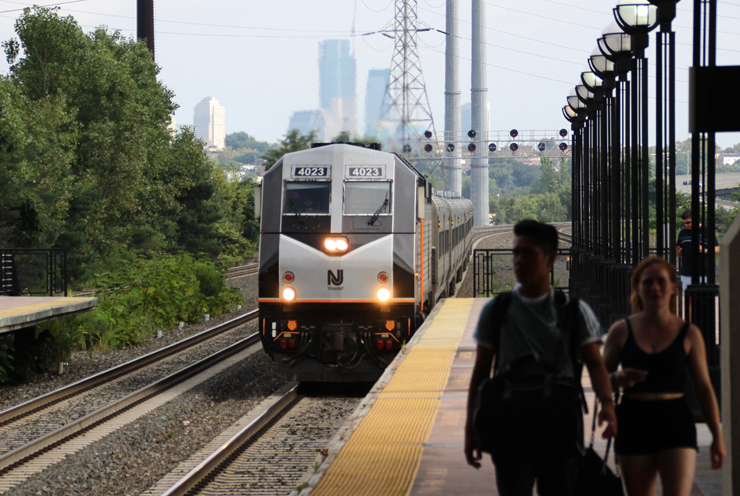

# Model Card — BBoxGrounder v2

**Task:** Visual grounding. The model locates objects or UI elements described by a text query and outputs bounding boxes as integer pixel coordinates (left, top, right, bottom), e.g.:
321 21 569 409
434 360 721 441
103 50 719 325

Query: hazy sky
1 0 739 147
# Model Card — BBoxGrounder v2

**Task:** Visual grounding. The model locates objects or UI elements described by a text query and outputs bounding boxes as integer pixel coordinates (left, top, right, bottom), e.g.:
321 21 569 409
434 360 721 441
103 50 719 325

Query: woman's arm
603 320 626 389
687 324 726 469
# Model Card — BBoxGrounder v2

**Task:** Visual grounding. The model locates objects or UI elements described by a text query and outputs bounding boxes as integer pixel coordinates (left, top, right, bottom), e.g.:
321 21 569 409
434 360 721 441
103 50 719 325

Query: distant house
722 153 740 166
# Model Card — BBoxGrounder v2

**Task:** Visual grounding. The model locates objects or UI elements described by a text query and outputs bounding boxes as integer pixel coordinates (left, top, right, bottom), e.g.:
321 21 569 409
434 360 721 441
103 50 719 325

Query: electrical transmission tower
378 0 441 171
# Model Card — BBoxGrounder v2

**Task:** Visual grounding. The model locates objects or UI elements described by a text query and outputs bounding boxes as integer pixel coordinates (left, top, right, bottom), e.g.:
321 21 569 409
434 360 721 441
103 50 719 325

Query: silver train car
255 143 473 381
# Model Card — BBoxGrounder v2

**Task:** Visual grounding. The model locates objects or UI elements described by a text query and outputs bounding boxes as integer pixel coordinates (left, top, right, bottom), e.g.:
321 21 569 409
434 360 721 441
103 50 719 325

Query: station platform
0 296 97 335
298 298 722 496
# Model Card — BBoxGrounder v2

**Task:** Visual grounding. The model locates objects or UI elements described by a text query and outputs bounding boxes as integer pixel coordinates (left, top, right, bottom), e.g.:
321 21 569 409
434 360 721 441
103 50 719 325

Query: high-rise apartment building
365 68 389 137
194 96 226 150
318 39 357 137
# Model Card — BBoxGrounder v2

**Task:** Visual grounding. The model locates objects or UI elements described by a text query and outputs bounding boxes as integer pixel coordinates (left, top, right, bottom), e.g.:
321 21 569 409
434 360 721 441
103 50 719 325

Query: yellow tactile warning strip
309 299 474 496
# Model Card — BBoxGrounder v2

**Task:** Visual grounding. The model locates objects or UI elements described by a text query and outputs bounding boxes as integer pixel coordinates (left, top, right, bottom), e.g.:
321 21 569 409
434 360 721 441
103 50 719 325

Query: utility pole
137 0 155 59
444 0 462 195
471 0 490 226
379 0 440 169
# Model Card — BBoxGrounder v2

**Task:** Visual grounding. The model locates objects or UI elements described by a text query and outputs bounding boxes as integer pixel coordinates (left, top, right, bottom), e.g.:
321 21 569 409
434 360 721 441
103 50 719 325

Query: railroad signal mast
421 128 571 159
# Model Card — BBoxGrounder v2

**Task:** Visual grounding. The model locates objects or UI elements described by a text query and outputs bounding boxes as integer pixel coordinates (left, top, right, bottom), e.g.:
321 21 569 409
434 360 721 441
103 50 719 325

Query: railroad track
158 384 302 496
0 310 260 493
225 262 258 280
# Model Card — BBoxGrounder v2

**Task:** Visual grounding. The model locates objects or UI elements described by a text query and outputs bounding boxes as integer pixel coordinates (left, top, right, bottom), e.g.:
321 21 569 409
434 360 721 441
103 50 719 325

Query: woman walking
603 256 725 496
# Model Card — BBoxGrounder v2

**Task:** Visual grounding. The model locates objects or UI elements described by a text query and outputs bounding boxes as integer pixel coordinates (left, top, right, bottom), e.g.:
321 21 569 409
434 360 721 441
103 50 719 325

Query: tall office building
288 110 328 141
319 39 357 137
193 96 226 150
365 68 390 137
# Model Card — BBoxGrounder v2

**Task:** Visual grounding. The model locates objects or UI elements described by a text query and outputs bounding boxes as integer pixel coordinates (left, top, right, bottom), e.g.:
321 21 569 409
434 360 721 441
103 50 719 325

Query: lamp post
650 0 679 263
589 48 619 264
563 101 586 298
575 84 599 305
600 22 634 268
614 0 658 265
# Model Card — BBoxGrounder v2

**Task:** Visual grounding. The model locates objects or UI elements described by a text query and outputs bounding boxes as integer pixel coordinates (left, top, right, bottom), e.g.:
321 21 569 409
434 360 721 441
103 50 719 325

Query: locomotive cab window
283 182 331 215
344 181 392 215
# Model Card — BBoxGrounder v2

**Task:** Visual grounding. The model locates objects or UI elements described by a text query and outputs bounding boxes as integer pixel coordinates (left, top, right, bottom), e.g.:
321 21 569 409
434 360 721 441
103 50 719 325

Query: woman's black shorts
615 396 698 455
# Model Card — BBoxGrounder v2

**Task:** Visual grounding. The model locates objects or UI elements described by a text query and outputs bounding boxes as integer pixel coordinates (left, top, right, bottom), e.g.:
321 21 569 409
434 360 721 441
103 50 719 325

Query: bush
32 252 243 366
195 263 224 298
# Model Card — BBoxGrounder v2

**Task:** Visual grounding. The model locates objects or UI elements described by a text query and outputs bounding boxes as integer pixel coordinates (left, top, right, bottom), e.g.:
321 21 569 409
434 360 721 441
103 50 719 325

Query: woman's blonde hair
630 256 678 314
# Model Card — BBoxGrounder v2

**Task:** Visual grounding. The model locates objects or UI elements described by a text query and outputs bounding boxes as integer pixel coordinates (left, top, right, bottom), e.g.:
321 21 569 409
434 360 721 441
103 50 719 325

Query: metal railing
0 249 68 296
473 248 571 298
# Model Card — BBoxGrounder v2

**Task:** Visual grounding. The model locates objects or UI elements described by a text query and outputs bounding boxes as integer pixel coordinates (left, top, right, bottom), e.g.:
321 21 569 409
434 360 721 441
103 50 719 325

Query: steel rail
0 331 262 477
0 310 258 428
159 385 301 496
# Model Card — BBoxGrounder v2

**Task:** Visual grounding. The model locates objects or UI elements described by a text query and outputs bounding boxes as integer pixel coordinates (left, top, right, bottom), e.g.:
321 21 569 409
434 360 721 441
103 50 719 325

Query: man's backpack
486 290 586 410
473 290 589 457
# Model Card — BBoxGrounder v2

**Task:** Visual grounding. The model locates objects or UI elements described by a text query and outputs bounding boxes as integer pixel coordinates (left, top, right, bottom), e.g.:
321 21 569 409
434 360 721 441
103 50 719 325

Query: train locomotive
255 143 473 381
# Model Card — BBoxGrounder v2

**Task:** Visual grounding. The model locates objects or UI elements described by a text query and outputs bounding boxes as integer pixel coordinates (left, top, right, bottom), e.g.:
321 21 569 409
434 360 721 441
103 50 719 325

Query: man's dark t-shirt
676 225 719 276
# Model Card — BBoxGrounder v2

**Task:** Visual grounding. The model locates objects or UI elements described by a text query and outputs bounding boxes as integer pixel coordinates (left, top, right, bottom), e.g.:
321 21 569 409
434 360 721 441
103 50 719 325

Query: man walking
464 220 616 496
676 210 719 291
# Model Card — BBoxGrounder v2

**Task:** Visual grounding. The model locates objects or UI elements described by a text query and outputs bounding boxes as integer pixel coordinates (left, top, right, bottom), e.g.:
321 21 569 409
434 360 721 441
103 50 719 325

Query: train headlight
376 288 391 302
324 237 349 253
282 287 296 301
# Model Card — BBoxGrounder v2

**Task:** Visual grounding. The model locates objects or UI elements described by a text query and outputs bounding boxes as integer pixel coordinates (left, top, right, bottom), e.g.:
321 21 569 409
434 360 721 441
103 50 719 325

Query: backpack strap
489 291 513 376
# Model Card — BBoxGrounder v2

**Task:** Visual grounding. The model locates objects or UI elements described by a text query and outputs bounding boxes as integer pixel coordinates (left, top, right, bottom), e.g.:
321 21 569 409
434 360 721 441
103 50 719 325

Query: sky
1 0 739 148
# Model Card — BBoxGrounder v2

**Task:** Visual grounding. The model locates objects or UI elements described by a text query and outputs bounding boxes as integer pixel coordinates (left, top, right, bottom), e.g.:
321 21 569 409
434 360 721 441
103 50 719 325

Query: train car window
344 181 392 215
283 182 331 214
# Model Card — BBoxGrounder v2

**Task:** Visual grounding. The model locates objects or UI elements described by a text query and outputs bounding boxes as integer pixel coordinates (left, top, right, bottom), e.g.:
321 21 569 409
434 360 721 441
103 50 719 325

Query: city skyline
0 1 738 148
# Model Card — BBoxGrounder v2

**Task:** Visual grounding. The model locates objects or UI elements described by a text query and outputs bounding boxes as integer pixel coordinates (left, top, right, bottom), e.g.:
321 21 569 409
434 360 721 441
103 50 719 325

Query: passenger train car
255 143 473 381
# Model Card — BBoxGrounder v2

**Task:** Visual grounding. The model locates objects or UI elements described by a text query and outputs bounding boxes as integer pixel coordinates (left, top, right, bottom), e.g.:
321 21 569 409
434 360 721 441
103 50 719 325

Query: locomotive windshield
344 181 392 215
283 182 331 214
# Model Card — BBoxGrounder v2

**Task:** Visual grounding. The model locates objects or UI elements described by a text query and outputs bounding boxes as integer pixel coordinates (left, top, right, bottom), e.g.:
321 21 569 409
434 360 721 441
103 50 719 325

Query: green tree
262 129 317 170
224 131 270 153
0 76 76 247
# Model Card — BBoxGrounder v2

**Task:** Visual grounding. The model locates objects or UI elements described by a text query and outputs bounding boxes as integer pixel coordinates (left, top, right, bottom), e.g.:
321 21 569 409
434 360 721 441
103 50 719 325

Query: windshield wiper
288 198 305 224
368 198 389 226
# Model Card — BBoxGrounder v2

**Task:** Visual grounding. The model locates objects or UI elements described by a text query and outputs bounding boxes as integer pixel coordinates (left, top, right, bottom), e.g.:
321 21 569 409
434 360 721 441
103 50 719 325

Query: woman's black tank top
620 318 690 394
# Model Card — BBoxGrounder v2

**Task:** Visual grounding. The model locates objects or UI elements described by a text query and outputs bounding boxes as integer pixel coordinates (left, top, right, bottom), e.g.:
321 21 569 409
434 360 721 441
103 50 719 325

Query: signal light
378 272 389 283
468 129 476 138
488 143 497 152
324 237 349 253
446 143 455 152
510 143 519 152
282 287 296 301
377 340 384 350
424 130 432 139
376 288 391 302
537 142 546 152
280 339 287 349
424 144 433 152
468 143 476 152
386 341 393 350
559 142 569 151
559 128 568 137
403 144 412 153
283 272 294 283
510 129 518 138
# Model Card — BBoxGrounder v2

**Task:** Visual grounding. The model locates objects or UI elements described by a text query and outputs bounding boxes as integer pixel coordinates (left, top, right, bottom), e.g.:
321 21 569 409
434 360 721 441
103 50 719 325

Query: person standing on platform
676 210 719 291
464 220 617 496
603 256 725 496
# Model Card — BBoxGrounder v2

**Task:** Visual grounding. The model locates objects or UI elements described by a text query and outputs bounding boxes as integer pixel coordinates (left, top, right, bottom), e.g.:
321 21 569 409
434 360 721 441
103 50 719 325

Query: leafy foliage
262 129 317 170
